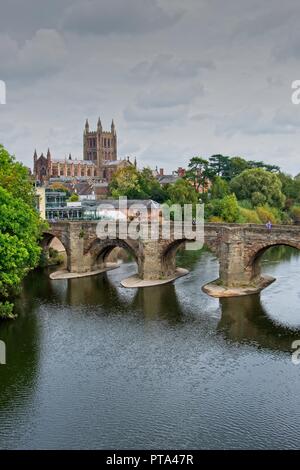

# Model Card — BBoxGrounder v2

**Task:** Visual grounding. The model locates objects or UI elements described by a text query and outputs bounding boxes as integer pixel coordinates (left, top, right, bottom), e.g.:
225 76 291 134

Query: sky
1 0 300 174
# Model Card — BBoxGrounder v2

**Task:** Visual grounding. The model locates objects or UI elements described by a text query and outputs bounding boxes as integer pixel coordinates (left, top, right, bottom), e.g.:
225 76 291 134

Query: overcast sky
1 0 300 174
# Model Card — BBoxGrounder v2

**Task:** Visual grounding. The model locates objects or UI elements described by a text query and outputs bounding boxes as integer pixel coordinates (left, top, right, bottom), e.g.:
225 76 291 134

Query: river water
1 246 300 449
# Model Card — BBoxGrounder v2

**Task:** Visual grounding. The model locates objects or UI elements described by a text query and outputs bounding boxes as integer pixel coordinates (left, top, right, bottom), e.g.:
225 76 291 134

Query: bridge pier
203 227 275 297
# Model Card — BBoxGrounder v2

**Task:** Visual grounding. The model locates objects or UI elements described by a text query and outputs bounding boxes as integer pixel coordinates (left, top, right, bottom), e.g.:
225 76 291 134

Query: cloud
124 103 189 126
123 81 203 127
0 29 67 81
62 0 183 35
215 106 300 137
136 84 203 109
130 54 214 80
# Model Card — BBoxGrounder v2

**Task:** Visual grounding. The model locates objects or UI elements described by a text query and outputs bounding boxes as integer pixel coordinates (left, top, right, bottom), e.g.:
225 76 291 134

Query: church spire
111 119 116 134
85 118 89 133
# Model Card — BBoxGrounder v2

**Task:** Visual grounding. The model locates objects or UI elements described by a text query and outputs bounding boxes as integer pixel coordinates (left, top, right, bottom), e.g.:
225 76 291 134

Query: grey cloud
130 54 214 80
124 103 188 126
215 106 300 137
62 0 183 35
0 29 67 81
136 84 203 109
0 0 73 38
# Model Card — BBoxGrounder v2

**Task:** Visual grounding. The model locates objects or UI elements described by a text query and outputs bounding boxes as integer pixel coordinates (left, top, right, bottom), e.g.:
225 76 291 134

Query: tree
139 167 167 202
210 176 229 199
230 168 285 208
278 173 300 203
0 188 43 319
109 165 168 201
0 145 35 206
68 193 79 202
0 146 45 319
205 194 239 223
248 160 280 173
219 194 239 223
208 154 231 178
109 166 144 199
166 179 199 206
227 156 250 180
184 157 212 192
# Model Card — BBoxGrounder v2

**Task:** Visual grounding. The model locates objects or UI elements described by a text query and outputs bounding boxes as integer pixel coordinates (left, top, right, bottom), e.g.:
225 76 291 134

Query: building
44 197 160 221
33 119 136 185
83 118 117 165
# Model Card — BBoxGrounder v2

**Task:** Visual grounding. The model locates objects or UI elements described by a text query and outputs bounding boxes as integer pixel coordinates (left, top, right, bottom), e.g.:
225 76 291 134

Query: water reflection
218 295 299 352
0 288 39 413
1 246 300 449
25 251 300 354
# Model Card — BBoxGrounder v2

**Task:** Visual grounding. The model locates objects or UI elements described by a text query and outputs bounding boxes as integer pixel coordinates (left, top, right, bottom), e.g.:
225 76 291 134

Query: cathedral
34 118 135 184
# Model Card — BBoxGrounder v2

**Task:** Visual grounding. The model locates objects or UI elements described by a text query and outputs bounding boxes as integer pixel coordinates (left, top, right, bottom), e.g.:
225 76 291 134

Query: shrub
256 206 277 224
209 216 224 223
290 206 300 224
0 301 16 320
219 194 239 223
239 207 261 224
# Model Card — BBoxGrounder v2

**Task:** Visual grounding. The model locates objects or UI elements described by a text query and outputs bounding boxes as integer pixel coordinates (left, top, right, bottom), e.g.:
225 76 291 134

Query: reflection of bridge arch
218 294 300 352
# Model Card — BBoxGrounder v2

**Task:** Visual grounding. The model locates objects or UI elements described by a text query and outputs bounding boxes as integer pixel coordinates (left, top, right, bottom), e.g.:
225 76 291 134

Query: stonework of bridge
42 221 300 296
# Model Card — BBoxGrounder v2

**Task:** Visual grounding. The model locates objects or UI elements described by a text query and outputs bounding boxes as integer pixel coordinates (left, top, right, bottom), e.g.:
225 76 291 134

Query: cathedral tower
83 118 117 170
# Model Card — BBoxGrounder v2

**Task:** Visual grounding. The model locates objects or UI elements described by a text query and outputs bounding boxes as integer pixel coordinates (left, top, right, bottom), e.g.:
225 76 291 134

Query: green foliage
109 165 168 202
238 207 261 224
219 194 239 223
279 173 300 203
0 146 44 319
0 145 35 206
237 199 253 209
184 157 212 192
205 194 239 223
256 205 278 224
40 248 64 267
68 193 79 202
0 301 16 320
290 206 300 223
210 176 229 199
229 168 285 208
0 186 43 307
209 215 224 223
166 179 199 206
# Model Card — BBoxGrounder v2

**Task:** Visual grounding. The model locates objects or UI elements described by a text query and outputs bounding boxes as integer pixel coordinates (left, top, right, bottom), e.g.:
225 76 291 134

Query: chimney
159 168 164 176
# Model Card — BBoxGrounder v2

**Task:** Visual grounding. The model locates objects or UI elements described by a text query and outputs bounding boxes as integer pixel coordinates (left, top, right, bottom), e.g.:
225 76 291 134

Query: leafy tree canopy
0 146 44 319
229 168 285 208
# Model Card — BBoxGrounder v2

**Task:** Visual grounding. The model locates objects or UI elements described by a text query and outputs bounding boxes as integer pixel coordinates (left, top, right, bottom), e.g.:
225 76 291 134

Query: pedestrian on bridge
266 220 272 231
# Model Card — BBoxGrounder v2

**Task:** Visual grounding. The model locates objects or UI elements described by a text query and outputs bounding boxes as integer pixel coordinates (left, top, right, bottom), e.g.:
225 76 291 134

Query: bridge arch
41 231 69 255
85 238 140 271
161 238 219 278
246 240 300 282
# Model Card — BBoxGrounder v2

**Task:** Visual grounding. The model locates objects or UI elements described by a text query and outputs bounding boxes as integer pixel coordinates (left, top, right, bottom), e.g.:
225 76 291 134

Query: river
1 246 300 449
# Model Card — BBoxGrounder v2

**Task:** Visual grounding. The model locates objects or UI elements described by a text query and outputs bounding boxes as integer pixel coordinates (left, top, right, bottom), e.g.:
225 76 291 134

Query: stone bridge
42 221 300 295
